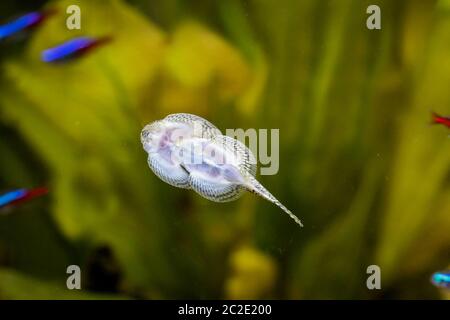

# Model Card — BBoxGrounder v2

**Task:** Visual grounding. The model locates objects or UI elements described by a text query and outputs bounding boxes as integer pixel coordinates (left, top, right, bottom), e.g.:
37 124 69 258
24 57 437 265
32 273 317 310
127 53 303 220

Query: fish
0 10 55 40
0 187 48 210
141 113 303 227
431 112 450 129
41 36 111 63
431 271 450 289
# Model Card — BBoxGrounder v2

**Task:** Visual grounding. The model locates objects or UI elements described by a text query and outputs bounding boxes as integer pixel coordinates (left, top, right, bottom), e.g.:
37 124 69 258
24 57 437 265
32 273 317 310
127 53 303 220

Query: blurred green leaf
0 268 126 299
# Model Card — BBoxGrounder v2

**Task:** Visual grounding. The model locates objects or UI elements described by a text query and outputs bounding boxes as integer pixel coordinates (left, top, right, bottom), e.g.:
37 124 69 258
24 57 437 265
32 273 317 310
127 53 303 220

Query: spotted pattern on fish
141 113 302 227
212 135 257 177
189 173 245 202
147 155 190 189
164 113 222 139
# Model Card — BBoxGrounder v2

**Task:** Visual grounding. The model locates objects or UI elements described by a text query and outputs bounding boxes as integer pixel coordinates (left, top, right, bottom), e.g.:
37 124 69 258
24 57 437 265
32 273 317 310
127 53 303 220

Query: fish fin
189 173 245 202
147 154 191 189
213 135 257 176
244 174 303 227
164 113 222 138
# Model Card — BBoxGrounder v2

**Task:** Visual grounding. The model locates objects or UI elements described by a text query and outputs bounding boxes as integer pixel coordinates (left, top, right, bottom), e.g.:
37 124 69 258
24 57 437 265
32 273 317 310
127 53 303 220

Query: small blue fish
0 10 54 40
0 189 27 207
0 187 48 210
431 271 450 289
41 36 111 63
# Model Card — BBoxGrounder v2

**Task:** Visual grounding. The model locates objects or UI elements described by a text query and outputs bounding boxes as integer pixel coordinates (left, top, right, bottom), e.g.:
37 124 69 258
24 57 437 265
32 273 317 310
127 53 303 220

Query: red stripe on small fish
42 36 112 63
3 187 48 208
431 112 450 129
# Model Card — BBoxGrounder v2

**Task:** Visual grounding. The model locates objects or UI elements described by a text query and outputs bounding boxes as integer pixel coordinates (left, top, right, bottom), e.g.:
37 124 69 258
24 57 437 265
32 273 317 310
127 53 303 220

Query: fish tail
430 110 447 126
244 174 303 227
431 111 440 124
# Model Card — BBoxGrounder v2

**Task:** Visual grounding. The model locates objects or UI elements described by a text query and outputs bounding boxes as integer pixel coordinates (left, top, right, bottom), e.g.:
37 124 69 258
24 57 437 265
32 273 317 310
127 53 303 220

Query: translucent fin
244 174 303 227
213 135 257 176
189 173 245 202
164 113 222 139
147 155 191 189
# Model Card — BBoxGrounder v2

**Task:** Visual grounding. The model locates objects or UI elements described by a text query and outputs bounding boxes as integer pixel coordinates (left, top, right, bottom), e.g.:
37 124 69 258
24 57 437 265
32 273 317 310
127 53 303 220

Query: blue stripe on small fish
431 271 450 289
41 36 100 62
0 189 27 207
0 12 42 39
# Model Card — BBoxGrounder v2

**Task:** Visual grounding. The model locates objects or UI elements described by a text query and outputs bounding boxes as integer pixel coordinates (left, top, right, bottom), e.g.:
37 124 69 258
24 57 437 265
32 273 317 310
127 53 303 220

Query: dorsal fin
212 135 257 176
244 173 303 227
164 113 222 139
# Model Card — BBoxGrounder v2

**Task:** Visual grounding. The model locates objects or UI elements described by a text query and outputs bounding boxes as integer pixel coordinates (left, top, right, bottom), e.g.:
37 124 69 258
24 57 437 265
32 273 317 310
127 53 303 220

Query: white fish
141 113 303 227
